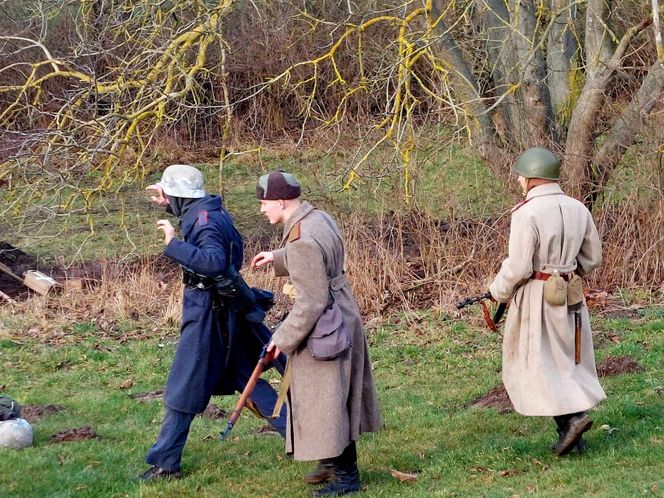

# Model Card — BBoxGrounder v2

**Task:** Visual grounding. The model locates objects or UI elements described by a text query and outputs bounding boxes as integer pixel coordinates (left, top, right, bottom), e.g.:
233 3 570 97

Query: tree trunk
546 0 578 138
508 0 553 147
430 2 499 158
475 0 523 146
584 0 614 79
565 16 653 204
589 60 664 205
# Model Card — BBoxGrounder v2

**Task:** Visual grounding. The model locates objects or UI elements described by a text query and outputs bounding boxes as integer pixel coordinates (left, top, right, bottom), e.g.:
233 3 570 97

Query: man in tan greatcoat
251 171 382 497
489 147 606 456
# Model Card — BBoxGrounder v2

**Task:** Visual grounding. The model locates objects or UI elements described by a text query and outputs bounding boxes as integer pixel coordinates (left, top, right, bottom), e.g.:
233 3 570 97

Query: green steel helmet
156 164 206 198
512 147 560 180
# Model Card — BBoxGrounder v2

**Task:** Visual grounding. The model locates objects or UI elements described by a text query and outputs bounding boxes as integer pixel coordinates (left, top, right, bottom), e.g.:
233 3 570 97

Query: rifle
456 292 506 332
219 344 276 440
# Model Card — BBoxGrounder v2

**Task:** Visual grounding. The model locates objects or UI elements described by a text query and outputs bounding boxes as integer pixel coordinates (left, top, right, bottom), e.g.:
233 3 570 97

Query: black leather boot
551 426 586 453
304 459 335 484
554 412 592 456
312 442 361 497
138 466 182 481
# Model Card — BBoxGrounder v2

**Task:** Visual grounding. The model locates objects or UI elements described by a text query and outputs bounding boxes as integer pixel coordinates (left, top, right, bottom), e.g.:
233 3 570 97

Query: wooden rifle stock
219 345 276 440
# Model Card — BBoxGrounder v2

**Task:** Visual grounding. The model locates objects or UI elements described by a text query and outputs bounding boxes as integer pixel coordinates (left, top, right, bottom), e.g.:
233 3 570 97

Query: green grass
1 309 662 497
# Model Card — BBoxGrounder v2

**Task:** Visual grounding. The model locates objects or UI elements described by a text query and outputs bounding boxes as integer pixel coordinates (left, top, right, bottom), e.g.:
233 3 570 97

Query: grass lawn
0 307 662 497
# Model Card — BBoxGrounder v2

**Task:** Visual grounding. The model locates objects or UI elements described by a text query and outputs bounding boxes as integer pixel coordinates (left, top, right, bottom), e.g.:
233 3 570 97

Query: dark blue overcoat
161 195 277 414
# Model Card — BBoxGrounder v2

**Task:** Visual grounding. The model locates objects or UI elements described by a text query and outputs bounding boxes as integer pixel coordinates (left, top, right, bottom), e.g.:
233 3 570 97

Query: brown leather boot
304 459 335 484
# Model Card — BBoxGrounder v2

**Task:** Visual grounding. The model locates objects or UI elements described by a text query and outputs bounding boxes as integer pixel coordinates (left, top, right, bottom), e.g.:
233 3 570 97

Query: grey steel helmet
156 164 206 198
512 147 560 180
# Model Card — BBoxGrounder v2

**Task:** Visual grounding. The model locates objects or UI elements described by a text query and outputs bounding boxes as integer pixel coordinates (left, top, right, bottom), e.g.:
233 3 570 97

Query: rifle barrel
456 292 492 309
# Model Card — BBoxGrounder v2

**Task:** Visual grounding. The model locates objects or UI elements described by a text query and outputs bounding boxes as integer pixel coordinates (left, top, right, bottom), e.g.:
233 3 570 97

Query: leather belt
183 269 212 290
531 271 572 281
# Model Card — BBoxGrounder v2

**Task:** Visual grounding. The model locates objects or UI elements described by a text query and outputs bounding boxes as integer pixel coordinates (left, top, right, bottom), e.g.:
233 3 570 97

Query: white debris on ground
0 418 33 449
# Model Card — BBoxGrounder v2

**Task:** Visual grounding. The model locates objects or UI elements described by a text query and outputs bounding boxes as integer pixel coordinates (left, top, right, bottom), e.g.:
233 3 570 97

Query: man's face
518 175 528 195
259 199 284 224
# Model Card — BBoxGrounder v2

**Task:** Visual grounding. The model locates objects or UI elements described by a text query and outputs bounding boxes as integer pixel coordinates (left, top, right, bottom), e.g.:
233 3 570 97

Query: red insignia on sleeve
197 211 209 226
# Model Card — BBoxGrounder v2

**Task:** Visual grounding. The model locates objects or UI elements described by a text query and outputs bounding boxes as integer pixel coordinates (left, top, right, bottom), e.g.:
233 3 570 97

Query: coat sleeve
489 211 538 303
272 248 288 277
164 224 228 276
271 238 329 354
575 212 602 277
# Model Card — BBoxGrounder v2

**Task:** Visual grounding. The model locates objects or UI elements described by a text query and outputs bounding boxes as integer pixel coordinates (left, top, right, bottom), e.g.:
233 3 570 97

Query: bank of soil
51 426 99 443
597 355 644 377
0 241 178 301
0 242 52 300
21 404 63 423
470 384 513 413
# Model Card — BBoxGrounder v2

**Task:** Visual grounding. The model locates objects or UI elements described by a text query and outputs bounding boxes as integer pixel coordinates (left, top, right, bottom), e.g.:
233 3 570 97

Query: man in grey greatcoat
489 147 606 456
251 171 382 497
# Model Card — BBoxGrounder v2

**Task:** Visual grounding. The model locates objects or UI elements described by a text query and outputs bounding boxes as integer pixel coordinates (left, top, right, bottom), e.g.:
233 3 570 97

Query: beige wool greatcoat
489 183 606 416
270 202 382 461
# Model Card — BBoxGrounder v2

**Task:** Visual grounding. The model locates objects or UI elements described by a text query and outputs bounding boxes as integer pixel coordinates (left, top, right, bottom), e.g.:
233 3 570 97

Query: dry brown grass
0 258 182 344
1 192 661 343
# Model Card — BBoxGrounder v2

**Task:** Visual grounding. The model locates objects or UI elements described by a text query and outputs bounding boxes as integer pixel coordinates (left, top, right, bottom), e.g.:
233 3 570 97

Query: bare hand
146 184 168 207
251 251 274 269
266 341 281 358
156 219 175 245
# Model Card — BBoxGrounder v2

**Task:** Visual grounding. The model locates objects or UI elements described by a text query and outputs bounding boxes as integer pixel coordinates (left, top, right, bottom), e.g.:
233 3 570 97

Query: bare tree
1 0 662 212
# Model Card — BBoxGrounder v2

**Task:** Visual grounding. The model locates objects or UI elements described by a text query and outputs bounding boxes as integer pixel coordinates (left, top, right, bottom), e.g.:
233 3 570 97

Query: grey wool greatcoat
270 202 382 461
489 183 606 416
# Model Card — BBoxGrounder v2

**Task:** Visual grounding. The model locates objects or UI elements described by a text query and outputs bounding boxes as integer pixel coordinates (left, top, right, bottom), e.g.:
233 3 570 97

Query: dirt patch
470 384 514 413
594 329 623 348
1 242 180 303
51 426 99 443
130 390 164 402
199 403 228 420
600 307 643 319
597 356 644 377
21 404 64 423
0 242 52 300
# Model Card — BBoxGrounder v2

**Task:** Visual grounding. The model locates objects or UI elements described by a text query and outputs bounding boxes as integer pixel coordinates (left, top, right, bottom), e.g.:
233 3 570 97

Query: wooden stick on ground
0 290 16 304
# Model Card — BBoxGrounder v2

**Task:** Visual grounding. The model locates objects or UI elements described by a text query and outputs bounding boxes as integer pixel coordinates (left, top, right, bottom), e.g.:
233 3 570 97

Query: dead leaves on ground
390 469 419 482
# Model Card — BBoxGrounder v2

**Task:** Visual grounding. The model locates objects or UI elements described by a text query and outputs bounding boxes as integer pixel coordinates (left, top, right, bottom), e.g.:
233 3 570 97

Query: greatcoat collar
526 183 564 201
282 201 315 245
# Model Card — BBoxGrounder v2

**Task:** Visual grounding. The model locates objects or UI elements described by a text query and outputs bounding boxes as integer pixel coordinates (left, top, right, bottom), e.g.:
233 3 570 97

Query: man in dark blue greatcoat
139 164 287 481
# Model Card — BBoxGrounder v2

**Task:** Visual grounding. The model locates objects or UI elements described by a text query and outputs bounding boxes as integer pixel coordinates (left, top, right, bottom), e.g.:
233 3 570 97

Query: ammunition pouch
183 267 274 323
183 270 213 290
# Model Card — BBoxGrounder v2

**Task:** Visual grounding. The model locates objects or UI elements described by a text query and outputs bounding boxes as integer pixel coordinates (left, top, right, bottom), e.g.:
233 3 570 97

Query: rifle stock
219 345 276 441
